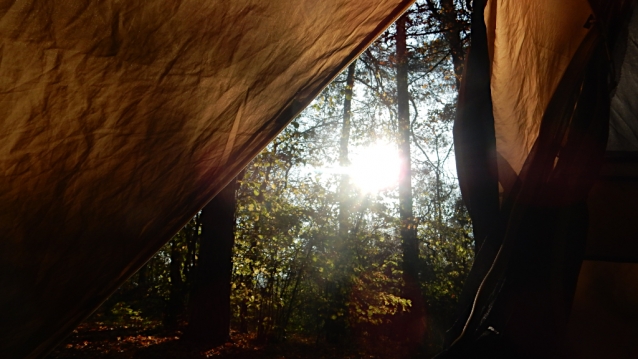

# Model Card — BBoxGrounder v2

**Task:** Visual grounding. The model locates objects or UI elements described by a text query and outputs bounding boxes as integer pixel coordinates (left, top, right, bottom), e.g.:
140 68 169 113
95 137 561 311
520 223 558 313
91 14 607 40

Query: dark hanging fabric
565 2 638 357
445 0 501 350
453 0 500 257
439 1 634 357
587 0 638 264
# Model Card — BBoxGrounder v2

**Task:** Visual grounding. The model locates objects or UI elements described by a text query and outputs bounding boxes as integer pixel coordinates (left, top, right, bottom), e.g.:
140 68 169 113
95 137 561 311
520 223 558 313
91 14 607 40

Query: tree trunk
184 176 240 345
433 0 466 88
183 213 201 288
325 60 357 345
338 60 356 240
396 13 425 348
136 262 149 300
165 239 184 329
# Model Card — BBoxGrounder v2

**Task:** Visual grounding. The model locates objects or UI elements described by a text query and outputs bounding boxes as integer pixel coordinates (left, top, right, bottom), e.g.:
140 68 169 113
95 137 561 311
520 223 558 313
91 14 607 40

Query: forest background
50 1 475 358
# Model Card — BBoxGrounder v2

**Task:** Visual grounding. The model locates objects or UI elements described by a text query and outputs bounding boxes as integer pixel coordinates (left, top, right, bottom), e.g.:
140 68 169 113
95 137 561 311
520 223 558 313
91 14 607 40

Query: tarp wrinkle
0 1 415 358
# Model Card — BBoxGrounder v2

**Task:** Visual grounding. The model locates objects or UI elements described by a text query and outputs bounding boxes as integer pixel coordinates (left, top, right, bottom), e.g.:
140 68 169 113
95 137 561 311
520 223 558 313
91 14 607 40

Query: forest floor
47 321 421 359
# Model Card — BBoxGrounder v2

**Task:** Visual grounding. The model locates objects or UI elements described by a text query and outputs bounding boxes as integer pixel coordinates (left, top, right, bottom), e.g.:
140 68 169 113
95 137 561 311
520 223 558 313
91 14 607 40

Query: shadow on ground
47 322 415 359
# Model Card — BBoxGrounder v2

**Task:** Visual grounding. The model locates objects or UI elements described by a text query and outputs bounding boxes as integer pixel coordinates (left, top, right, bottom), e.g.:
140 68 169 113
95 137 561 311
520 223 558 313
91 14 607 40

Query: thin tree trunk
165 239 184 329
396 13 425 348
184 213 201 286
184 177 239 345
136 262 149 300
325 61 357 345
430 0 466 88
338 60 356 240
239 300 249 334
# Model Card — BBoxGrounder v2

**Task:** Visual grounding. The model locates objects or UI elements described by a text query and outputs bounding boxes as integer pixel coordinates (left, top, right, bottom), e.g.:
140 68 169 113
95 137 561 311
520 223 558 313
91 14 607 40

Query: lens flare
348 142 400 193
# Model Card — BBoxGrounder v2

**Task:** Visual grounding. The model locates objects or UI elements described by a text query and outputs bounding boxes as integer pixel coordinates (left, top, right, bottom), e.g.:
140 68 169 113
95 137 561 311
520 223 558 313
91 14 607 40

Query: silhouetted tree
184 176 240 345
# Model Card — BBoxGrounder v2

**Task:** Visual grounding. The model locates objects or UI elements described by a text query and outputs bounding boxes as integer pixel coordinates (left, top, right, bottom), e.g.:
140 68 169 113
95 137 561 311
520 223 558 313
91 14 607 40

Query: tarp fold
0 1 414 357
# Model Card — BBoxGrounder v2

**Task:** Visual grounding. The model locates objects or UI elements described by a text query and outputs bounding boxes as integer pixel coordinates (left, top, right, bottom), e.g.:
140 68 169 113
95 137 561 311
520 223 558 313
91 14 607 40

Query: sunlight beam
348 142 401 193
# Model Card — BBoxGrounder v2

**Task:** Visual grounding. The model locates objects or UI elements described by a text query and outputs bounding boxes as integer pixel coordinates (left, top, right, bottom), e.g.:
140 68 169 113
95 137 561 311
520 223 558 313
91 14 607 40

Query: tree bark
396 13 425 347
165 239 184 329
428 0 466 88
325 61 357 345
184 176 240 345
338 60 356 240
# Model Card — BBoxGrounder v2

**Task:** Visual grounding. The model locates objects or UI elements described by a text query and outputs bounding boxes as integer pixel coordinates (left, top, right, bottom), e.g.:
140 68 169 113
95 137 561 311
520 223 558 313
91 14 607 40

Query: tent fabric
0 1 414 358
444 0 637 357
453 0 500 254
485 0 593 195
565 261 638 358
586 156 638 262
609 5 638 151
449 35 609 356
587 1 638 263
568 5 638 356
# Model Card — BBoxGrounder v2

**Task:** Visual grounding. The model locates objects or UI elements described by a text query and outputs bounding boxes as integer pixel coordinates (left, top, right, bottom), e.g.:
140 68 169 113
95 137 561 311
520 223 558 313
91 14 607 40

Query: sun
347 142 401 193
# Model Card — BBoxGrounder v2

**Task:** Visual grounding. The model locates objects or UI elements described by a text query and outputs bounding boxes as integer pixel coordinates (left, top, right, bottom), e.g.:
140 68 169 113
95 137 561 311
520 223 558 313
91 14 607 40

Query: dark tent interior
443 0 638 358
0 1 637 358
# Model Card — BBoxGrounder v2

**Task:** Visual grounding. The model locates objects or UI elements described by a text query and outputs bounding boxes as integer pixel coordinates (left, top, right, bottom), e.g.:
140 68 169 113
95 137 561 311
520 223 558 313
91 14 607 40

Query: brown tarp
0 1 414 358
486 0 592 190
